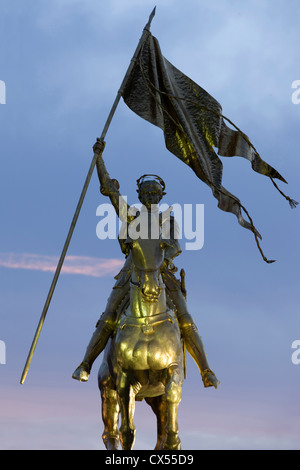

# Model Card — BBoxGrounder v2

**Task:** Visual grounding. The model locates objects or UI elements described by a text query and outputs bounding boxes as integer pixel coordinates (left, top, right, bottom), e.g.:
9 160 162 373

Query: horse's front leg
117 371 136 450
98 362 120 450
161 365 183 450
145 396 168 450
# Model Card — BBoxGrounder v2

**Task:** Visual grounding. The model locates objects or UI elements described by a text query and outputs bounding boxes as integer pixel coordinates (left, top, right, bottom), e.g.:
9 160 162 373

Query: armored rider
72 139 219 389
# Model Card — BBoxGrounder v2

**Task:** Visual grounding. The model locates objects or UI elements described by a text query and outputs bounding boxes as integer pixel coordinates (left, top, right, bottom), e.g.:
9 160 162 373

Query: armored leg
167 289 219 388
72 284 128 381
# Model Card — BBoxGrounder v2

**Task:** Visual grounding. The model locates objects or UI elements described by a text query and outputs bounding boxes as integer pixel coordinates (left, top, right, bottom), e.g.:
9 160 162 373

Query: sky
0 0 299 450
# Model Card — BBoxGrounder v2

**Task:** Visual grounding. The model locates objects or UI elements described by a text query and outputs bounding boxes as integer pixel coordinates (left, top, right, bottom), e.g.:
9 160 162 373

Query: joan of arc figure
72 139 219 389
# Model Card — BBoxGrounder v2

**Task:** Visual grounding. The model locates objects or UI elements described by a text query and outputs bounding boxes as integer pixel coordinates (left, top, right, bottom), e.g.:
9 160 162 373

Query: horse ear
160 239 174 250
160 240 169 250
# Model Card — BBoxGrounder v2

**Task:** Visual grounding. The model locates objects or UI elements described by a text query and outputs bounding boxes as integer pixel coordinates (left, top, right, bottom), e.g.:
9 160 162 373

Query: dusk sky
0 0 299 450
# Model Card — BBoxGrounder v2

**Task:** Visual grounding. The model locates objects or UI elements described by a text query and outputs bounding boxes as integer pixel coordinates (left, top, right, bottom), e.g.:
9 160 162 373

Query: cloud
0 253 123 277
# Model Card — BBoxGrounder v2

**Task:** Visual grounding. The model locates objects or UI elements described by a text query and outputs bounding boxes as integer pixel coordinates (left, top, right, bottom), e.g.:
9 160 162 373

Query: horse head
130 237 167 303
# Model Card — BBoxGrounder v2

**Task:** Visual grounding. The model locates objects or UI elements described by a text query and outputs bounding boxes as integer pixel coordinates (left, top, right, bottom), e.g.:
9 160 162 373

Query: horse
98 234 185 450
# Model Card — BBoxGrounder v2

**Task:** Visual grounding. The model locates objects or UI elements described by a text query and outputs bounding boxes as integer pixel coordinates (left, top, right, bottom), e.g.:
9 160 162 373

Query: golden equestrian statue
72 139 219 450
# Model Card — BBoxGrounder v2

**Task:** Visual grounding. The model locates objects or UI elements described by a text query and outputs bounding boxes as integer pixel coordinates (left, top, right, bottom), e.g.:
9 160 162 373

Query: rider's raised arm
94 139 133 223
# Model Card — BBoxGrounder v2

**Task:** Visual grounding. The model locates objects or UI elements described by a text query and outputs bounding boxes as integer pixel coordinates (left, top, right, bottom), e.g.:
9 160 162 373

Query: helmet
136 174 166 196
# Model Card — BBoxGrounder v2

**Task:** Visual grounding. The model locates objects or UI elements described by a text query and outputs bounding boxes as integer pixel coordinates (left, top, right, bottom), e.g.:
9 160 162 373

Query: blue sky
0 0 299 450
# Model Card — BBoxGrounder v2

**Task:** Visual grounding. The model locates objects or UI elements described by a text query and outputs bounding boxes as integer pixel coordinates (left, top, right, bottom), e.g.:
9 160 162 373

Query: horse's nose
141 280 161 302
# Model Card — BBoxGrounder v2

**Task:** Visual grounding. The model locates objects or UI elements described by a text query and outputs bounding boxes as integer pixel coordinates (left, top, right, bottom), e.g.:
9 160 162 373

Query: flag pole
20 7 156 384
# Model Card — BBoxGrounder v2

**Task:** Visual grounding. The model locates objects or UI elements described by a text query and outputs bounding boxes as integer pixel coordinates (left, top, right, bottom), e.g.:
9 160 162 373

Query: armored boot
167 289 219 389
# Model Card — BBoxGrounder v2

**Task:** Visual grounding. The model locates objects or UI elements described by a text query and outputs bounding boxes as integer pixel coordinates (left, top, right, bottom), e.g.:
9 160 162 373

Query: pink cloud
0 253 124 277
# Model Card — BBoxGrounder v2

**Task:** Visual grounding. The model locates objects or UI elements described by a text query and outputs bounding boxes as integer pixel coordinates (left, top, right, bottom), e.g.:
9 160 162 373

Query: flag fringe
269 177 299 208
